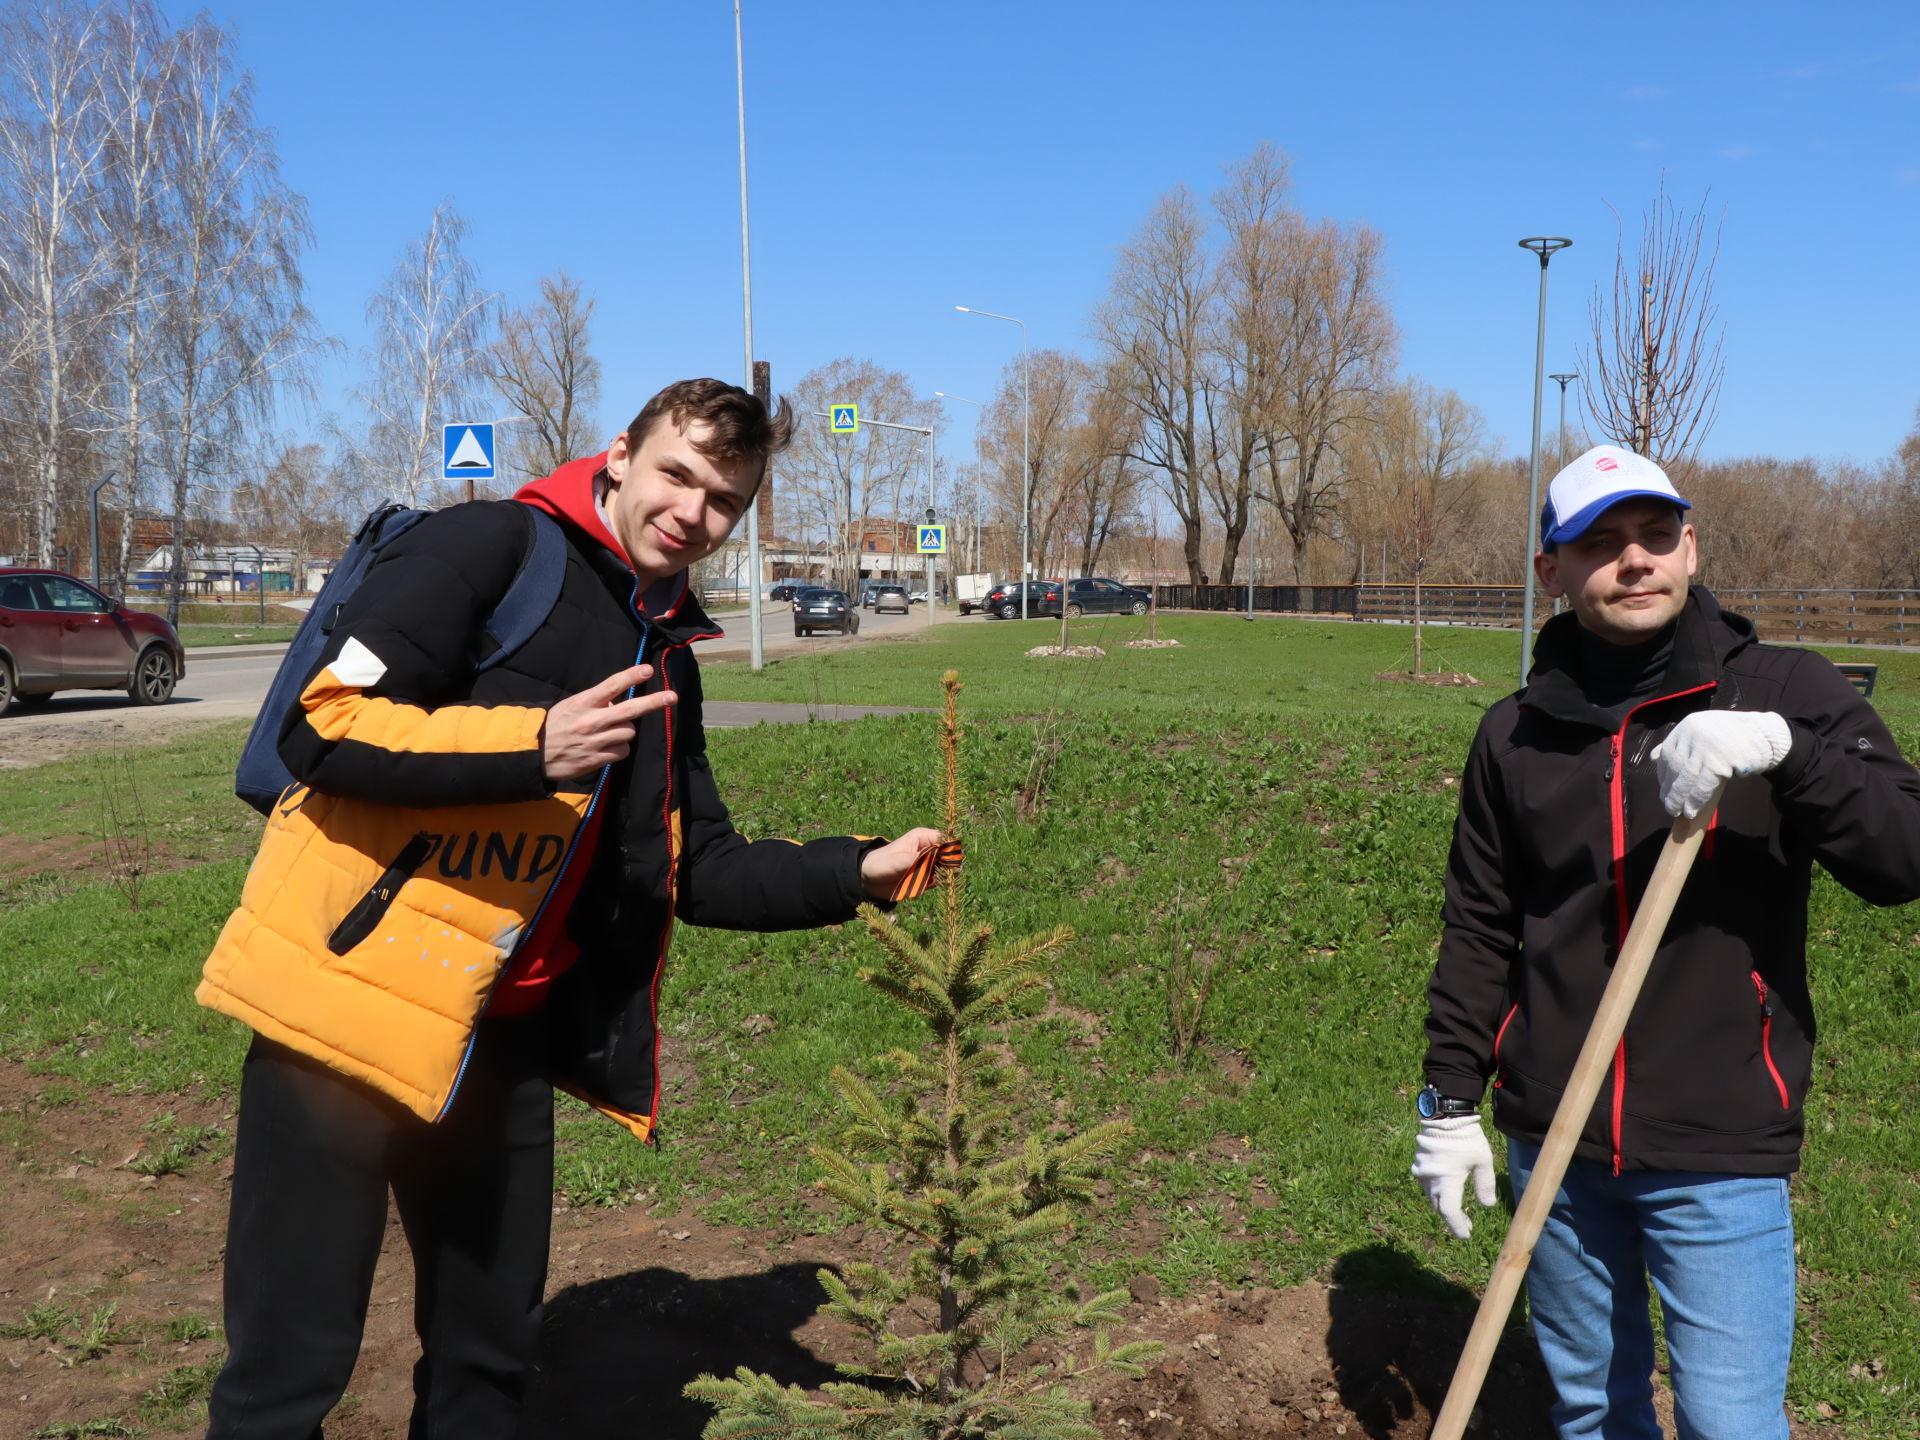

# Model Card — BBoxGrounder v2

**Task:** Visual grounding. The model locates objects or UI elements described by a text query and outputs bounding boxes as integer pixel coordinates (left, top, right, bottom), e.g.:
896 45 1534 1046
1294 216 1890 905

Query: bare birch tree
151 13 318 621
481 270 602 479
1094 186 1218 585
97 0 178 594
0 0 114 565
1584 182 1726 465
360 203 492 505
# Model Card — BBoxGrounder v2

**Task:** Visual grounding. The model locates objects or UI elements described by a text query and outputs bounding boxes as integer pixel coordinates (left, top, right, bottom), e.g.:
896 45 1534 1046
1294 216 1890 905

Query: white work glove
1650 710 1793 820
1411 1114 1497 1239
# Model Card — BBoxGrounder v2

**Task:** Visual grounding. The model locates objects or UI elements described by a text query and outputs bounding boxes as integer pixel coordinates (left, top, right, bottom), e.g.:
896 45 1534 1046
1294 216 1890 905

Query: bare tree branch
480 270 602 479
1584 180 1726 466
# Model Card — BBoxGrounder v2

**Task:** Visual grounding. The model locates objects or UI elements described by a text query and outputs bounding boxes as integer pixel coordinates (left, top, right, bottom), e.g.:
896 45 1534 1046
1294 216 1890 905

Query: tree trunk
1414 569 1424 676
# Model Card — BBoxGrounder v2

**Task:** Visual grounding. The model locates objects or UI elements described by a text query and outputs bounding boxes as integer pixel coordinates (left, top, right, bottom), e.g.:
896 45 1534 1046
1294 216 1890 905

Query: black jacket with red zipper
1423 586 1920 1175
276 457 881 1137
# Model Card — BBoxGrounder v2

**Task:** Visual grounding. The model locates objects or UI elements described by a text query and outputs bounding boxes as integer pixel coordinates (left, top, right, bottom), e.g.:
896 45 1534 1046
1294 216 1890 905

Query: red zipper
1606 726 1629 1172
1604 682 1717 1174
1751 972 1790 1109
1491 1002 1519 1089
1610 1041 1628 1176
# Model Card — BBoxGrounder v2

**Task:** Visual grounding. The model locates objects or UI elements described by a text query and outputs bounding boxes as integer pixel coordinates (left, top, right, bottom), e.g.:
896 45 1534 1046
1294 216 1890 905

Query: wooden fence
1153 583 1920 647
1355 585 1533 629
1714 591 1920 648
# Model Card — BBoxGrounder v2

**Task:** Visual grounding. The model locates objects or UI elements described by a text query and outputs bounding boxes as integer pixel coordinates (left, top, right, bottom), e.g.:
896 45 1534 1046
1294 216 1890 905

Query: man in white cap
1411 445 1920 1438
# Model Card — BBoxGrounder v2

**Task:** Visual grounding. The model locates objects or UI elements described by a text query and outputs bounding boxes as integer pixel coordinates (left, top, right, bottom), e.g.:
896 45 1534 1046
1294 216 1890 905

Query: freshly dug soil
3 1061 1813 1438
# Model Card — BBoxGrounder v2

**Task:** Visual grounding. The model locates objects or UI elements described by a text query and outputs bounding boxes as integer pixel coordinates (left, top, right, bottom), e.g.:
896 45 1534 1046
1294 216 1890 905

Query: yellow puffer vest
199 780 607 1126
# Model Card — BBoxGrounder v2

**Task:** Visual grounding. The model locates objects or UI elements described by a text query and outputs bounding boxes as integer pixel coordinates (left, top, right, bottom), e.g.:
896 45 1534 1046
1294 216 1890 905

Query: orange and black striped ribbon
884 839 963 902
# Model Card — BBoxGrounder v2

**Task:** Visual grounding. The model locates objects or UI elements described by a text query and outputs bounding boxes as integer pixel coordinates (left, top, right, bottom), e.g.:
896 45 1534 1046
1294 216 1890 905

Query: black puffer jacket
277 495 877 1135
1424 587 1920 1175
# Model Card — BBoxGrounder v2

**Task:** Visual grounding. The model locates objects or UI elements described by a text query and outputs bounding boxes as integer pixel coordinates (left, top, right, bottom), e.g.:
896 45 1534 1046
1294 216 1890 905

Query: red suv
0 568 185 716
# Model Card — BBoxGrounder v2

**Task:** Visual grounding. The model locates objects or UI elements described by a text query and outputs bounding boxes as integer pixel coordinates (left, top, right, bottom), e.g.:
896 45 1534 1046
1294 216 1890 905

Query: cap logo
1594 456 1618 472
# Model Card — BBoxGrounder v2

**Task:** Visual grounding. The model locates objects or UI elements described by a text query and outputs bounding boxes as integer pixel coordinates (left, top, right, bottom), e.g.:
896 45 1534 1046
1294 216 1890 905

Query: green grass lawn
124 599 304 648
171 623 300 647
2 613 1917 1434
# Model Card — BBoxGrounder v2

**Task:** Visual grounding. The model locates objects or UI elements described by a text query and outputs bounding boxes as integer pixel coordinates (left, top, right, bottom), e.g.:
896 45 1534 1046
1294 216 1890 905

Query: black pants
206 1017 554 1440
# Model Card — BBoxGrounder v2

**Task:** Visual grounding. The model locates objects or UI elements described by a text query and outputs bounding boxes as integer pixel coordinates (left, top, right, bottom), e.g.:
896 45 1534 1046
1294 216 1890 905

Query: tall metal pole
89 471 115 592
926 433 938 624
955 307 1029 618
1550 373 1578 472
734 1 764 670
934 390 982 584
1518 237 1571 683
1020 330 1029 619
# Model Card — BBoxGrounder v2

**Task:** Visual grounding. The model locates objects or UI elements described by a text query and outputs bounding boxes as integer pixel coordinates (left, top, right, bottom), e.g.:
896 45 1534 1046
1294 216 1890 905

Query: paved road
0 599 945 766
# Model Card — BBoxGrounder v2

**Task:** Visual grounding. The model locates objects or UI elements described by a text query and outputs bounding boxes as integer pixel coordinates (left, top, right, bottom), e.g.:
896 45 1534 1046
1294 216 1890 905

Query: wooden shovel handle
1428 785 1722 1440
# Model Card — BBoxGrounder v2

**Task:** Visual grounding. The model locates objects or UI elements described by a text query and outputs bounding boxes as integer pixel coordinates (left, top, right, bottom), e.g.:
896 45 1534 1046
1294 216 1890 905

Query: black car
1061 577 1152 617
793 588 859 636
982 580 1061 620
870 584 910 614
768 582 821 603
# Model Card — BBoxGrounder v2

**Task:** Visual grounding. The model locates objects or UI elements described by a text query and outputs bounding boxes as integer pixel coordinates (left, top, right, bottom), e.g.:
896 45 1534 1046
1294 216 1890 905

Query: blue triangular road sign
443 422 496 479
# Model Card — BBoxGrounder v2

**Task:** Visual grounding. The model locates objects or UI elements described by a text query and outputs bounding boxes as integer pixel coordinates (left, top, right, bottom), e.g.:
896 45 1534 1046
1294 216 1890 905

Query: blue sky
219 0 1920 470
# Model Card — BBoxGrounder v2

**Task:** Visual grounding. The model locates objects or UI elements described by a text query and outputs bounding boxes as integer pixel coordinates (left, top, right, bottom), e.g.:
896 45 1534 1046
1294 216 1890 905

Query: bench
1836 662 1879 698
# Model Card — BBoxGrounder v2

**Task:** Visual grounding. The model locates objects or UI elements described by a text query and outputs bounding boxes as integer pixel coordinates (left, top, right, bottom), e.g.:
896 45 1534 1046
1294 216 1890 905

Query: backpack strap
476 505 567 672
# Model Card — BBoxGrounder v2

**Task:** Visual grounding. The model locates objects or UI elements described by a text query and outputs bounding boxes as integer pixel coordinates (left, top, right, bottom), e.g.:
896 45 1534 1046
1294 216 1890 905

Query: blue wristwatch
1417 1084 1478 1120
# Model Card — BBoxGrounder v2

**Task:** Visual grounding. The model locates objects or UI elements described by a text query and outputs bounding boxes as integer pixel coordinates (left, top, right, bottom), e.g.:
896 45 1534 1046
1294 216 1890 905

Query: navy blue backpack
235 501 567 815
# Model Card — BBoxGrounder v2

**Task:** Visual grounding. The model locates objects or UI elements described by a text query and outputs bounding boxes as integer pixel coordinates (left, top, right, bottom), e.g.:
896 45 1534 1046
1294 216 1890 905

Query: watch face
1417 1087 1439 1119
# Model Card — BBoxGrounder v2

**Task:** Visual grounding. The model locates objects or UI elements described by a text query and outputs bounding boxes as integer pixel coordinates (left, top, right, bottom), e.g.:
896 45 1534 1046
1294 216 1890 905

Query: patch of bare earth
0 707 235 771
1086 1277 1554 1438
1374 670 1482 687
2 1060 1822 1438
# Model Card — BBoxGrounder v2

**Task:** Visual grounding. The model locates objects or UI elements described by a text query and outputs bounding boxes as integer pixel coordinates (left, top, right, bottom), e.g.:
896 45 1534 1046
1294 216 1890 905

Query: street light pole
89 471 116 593
1518 237 1572 683
1550 372 1578 472
934 391 982 573
734 0 765 671
955 306 1029 619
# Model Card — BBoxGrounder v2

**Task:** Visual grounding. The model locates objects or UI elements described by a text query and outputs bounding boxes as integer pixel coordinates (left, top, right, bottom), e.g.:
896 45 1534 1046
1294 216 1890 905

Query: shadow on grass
525 1261 841 1439
1327 1243 1554 1440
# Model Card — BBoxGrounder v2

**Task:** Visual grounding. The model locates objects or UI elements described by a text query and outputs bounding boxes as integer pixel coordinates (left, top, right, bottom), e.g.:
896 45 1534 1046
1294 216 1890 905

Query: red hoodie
485 454 687 1018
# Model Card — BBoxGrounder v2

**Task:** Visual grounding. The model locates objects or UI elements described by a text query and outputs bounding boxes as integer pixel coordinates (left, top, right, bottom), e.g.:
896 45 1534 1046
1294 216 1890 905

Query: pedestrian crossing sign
442 422 496 481
916 524 947 554
829 404 859 434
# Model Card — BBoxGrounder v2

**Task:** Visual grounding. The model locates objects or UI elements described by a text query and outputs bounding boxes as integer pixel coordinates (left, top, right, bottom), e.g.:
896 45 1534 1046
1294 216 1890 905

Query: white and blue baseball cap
1540 444 1690 548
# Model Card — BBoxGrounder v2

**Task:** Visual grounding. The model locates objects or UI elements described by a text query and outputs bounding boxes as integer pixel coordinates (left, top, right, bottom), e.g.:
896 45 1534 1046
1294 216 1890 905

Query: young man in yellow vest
202 380 946 1438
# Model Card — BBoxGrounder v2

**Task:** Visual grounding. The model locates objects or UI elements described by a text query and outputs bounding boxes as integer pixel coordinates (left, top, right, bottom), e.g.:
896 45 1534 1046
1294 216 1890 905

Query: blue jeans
1508 1140 1794 1440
